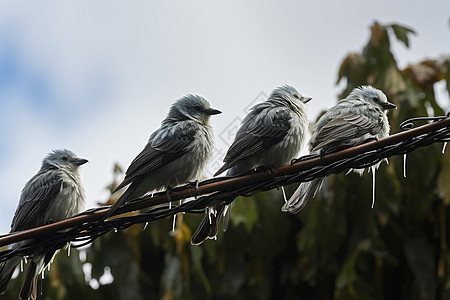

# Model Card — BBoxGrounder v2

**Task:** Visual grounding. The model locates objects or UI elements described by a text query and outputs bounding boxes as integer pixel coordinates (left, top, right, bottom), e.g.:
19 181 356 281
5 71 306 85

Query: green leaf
404 238 437 300
390 24 416 48
160 254 183 298
190 246 211 295
335 249 359 289
335 240 371 289
230 197 258 232
438 152 450 205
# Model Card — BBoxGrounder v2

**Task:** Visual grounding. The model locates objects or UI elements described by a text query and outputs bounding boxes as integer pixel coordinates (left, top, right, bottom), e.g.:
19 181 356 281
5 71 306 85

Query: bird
191 85 312 245
0 149 87 300
105 94 221 219
282 85 396 214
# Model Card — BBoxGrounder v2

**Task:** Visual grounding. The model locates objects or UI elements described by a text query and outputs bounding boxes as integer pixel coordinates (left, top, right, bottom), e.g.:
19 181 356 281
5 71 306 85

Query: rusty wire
0 115 449 261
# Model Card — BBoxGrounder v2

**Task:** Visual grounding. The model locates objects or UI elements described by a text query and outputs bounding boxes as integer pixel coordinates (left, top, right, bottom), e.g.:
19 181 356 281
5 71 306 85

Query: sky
0 1 449 233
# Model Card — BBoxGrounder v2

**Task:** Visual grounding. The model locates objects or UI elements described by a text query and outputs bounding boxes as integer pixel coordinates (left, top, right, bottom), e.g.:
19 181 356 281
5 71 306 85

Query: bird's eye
373 96 380 102
61 156 69 161
293 94 300 99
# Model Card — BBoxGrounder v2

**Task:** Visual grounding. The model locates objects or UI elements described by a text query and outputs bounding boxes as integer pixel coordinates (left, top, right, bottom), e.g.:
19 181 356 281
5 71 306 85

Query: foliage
3 21 450 299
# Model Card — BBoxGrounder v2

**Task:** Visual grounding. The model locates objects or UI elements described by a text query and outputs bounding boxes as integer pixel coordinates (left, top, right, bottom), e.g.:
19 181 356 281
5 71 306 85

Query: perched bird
282 85 396 213
105 94 221 219
0 149 87 300
191 85 311 245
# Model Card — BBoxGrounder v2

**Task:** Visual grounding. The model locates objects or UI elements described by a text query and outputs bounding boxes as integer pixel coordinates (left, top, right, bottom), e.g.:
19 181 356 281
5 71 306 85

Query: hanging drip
403 154 407 178
172 214 177 232
281 186 287 203
371 166 376 209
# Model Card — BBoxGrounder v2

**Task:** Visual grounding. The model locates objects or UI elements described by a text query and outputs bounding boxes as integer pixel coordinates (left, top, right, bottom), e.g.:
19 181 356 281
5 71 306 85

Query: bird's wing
311 112 384 152
215 108 291 175
115 122 196 190
11 170 63 232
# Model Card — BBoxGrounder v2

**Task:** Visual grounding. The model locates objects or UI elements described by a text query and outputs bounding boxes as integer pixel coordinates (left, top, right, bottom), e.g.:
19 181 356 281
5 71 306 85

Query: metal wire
0 115 449 262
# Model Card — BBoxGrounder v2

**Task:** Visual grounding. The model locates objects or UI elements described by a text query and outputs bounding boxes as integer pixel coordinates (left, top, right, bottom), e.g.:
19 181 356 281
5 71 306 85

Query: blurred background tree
2 21 449 300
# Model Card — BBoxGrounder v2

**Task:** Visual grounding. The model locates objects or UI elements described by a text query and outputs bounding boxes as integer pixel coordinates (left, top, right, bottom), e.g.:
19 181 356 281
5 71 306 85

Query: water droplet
403 154 407 178
281 186 287 203
207 207 217 224
172 214 177 232
143 222 148 231
20 260 23 272
90 278 100 290
371 166 376 209
207 208 212 224
99 266 114 285
443 142 448 154
169 202 172 209
67 244 71 256
40 275 44 295
223 205 229 217
79 250 87 262
41 270 45 280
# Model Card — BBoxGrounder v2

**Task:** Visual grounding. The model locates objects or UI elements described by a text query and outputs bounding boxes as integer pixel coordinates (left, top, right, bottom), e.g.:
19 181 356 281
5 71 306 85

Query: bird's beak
205 108 222 115
303 97 312 104
72 158 89 166
381 102 397 110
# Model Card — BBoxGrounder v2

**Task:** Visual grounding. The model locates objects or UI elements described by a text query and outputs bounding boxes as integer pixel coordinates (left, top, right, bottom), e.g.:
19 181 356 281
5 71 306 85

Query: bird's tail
191 203 231 245
282 177 324 213
19 260 39 300
19 250 56 300
104 180 140 220
0 256 21 295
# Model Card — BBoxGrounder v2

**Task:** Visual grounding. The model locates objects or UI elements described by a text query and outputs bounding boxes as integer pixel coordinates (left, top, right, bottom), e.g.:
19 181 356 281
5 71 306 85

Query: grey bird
105 94 221 219
282 85 396 214
191 85 311 245
0 149 87 300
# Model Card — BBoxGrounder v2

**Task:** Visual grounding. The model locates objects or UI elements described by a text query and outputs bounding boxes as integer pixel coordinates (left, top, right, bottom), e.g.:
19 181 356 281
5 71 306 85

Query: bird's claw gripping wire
291 153 321 165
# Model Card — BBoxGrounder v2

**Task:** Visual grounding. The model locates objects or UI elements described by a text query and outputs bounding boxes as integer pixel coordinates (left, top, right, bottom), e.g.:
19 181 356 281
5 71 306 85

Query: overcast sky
0 1 449 233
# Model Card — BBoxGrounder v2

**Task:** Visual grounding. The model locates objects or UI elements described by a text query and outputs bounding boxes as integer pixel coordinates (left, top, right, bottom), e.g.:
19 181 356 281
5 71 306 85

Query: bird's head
269 84 312 113
43 149 88 171
168 94 221 124
354 85 397 112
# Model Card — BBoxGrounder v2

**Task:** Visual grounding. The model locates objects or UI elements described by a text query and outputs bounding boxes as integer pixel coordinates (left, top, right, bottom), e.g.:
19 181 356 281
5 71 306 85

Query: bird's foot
359 137 378 145
166 187 174 202
291 153 320 165
187 180 200 190
255 166 277 175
